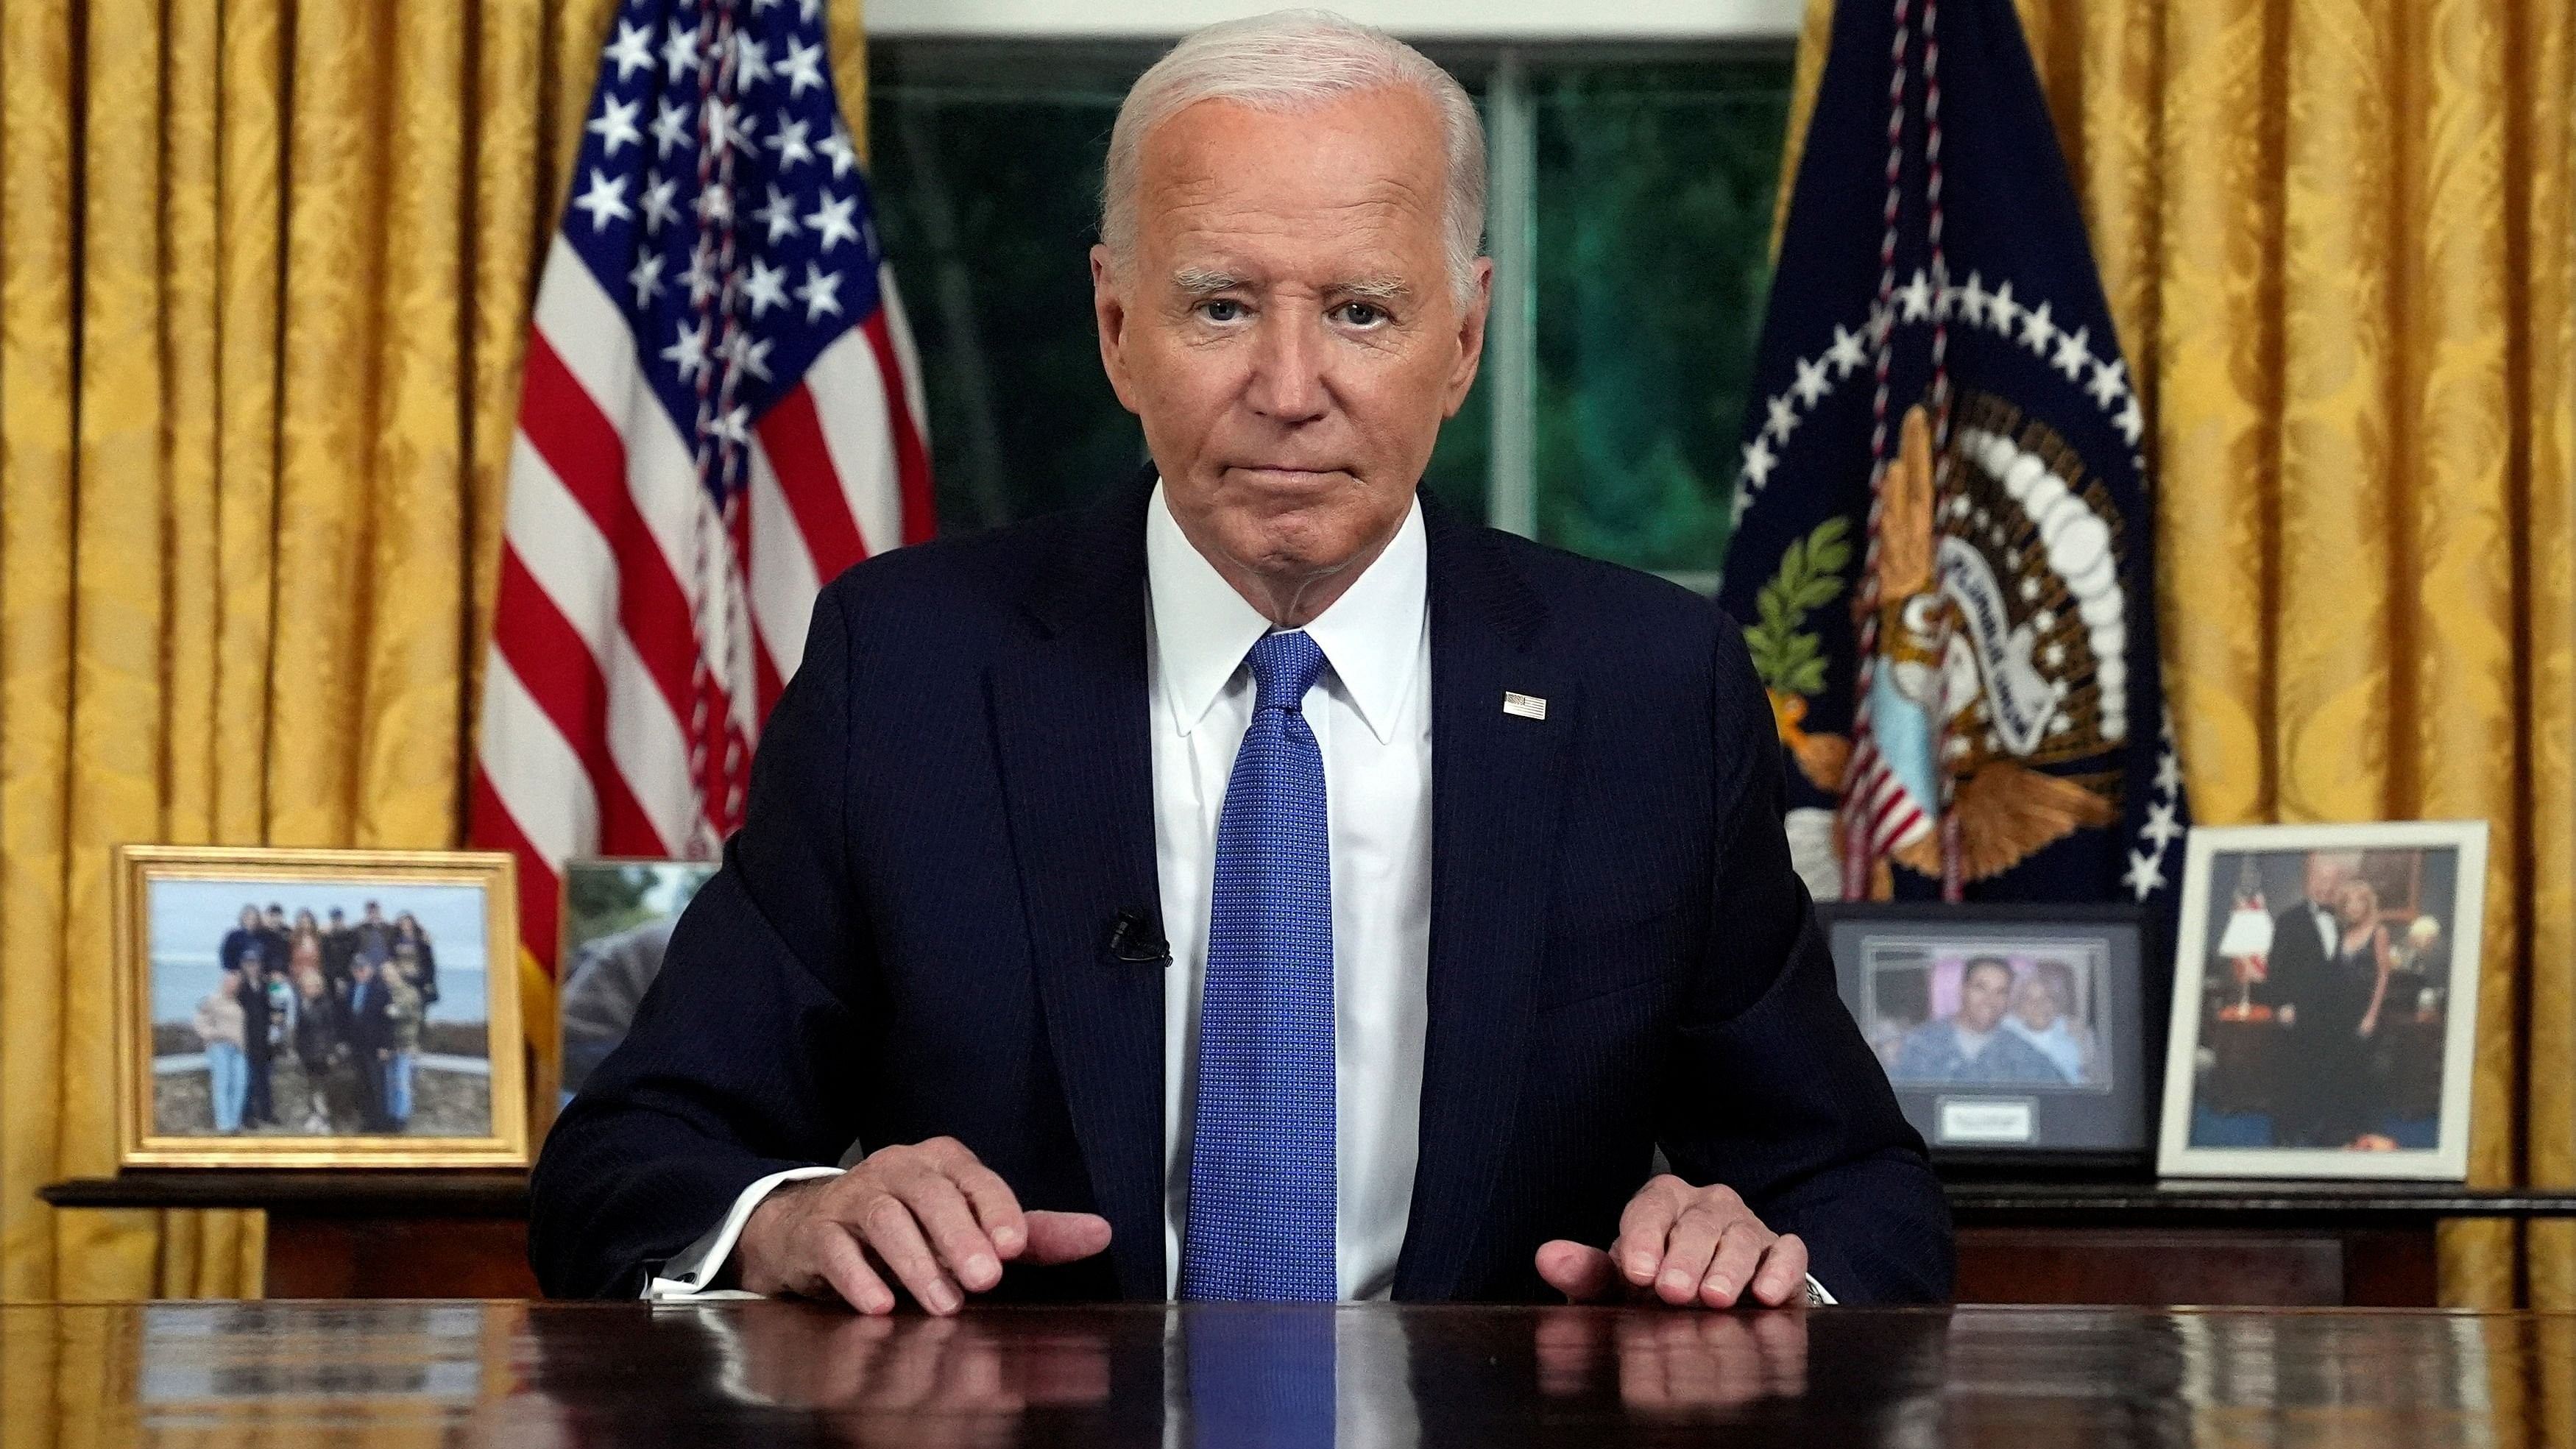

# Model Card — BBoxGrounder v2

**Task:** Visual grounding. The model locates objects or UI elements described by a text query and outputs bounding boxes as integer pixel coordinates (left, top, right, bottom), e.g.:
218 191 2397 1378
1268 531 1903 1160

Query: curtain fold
0 0 868 1303
1785 0 2575 1308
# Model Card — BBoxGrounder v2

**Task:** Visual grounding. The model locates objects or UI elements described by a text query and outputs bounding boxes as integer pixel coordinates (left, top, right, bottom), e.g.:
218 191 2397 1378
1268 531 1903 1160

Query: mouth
1223 464 1349 488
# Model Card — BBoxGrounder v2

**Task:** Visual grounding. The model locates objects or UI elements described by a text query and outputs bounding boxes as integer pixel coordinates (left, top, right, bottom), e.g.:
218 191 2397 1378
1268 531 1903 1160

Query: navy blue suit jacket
529 478 1952 1303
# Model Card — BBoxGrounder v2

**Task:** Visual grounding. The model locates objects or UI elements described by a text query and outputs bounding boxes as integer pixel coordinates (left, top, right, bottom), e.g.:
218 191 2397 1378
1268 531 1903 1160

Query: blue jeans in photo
383 1050 417 1127
205 1042 248 1133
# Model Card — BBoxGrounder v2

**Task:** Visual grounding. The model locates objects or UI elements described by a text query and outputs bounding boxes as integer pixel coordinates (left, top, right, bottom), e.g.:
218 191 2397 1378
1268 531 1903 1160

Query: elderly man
531 10 1949 1311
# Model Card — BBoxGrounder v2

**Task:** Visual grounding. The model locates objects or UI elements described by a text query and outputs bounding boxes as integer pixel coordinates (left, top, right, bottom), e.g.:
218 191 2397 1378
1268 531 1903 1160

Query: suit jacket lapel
1395 503 1578 1301
986 476 1169 1300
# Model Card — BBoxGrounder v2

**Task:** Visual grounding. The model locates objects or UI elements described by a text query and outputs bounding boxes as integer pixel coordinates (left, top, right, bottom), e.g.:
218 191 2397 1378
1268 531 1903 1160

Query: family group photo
142 874 497 1142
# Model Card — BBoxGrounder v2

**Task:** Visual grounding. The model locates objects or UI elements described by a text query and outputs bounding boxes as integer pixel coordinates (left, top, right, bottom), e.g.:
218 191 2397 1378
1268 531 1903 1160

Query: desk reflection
5 1300 2570 1447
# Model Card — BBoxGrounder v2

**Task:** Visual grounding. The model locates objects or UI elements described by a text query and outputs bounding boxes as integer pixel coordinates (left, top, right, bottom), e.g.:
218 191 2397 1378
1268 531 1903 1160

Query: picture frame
113 845 530 1169
556 857 718 1112
2156 821 2489 1181
1820 902 2153 1166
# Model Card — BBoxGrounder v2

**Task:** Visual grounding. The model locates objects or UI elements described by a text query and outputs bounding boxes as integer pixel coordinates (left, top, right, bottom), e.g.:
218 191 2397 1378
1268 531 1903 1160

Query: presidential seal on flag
1719 0 2186 919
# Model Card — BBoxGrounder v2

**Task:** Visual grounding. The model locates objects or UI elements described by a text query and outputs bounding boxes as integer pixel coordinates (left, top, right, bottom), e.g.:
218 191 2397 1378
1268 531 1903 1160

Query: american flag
472 0 931 999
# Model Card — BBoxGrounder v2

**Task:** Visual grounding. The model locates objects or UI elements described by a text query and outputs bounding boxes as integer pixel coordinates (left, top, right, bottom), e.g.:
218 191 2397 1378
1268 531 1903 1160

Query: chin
1228 511 1378 578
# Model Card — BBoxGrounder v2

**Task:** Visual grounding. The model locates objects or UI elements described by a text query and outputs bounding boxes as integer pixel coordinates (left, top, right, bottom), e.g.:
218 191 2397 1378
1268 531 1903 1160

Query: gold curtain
1786 0 2576 1306
0 0 871 1304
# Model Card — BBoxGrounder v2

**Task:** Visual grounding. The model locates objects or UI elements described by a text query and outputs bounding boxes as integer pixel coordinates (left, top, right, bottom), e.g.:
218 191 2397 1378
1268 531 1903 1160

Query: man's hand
736 1136 1111 1315
1535 1175 1808 1308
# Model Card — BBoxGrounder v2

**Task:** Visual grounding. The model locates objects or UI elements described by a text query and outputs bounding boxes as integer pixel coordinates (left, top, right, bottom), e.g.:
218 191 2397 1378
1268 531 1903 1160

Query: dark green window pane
1528 59 1789 575
868 46 1147 534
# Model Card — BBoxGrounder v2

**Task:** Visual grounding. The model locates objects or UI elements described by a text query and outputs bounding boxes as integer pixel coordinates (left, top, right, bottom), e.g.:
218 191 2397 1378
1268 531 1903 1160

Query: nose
1243 307 1329 424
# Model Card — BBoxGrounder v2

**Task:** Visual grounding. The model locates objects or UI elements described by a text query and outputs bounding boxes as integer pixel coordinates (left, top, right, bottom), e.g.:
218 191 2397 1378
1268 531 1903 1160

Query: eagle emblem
1752 389 2129 893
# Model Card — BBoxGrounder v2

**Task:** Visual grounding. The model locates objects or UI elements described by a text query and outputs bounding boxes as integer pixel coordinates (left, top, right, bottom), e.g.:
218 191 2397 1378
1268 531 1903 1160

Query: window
866 38 1792 581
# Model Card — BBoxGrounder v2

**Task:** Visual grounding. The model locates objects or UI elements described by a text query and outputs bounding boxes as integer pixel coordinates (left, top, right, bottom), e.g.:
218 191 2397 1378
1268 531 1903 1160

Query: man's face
1958 964 2011 1034
2304 854 2353 905
1091 86 1490 620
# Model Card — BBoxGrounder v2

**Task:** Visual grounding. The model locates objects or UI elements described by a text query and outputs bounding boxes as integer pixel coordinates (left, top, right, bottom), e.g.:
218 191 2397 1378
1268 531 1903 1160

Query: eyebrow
1166 268 1415 302
1171 266 1247 297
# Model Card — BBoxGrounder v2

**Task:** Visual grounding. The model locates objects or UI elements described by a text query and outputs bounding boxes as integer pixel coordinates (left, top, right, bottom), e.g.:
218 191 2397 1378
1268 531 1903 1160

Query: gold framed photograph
113 845 531 1169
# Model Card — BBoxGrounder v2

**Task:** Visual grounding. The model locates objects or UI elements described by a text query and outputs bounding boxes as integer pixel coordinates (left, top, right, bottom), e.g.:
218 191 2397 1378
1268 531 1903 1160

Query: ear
1441 255 1496 419
1091 244 1142 416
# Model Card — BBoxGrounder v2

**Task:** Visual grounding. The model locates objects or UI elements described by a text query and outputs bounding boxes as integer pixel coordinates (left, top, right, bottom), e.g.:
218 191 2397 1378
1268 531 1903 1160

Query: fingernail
994 1226 1025 1254
966 1253 999 1285
1626 1254 1656 1280
1708 1278 1734 1301
927 1283 960 1312
1658 1269 1694 1295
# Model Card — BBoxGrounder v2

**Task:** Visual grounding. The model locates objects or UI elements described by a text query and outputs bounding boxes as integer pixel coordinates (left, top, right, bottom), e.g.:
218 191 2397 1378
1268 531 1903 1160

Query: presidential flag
1719 0 2187 914
472 0 932 1000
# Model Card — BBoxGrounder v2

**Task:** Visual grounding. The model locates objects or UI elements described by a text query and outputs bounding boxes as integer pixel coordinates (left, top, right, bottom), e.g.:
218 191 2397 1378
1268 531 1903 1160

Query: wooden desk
7 1299 2569 1446
48 1173 2576 1306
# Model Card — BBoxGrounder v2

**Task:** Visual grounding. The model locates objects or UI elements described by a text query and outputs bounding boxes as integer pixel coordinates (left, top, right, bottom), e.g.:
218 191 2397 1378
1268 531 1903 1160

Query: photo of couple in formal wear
2184 845 2463 1153
1860 948 2109 1091
149 878 495 1140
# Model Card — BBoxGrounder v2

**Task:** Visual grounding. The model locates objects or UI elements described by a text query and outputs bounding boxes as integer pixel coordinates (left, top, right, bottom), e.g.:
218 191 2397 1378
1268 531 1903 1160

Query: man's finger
1700 1219 1770 1308
952 1160 1030 1261
1022 1211 1114 1265
813 1224 896 1315
1747 1232 1810 1308
854 1193 964 1314
1654 1205 1727 1305
892 1168 1005 1293
1535 1239 1623 1302
1616 1179 1685 1286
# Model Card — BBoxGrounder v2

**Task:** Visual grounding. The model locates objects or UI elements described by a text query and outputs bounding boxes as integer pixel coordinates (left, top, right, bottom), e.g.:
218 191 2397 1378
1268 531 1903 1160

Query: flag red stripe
518 332 700 725
862 311 936 546
492 547 675 860
473 770 562 969
757 386 871 576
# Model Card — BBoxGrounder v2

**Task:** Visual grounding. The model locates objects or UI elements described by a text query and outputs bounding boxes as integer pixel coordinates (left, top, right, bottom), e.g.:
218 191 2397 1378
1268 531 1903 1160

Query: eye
1337 301 1387 327
1197 299 1247 323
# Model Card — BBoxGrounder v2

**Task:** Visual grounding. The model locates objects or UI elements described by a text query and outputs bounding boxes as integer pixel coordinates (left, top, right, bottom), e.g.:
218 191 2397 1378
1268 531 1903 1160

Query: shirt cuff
640 1165 846 1300
1804 1273 1835 1306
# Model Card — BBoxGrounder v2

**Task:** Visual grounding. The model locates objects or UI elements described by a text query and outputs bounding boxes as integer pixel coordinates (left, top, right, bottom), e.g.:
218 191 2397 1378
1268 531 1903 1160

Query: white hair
1100 10 1487 305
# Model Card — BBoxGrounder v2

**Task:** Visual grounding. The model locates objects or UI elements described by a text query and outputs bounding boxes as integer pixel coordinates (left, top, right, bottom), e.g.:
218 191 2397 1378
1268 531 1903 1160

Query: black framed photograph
2157 821 2488 1180
1820 902 2151 1163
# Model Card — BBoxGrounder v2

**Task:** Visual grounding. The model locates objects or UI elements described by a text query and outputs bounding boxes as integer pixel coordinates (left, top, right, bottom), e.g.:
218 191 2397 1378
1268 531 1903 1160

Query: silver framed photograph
2156 821 2489 1180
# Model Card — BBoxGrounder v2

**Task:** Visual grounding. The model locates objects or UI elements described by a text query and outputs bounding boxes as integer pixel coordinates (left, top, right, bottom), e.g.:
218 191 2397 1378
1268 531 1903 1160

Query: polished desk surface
7 1299 2569 1447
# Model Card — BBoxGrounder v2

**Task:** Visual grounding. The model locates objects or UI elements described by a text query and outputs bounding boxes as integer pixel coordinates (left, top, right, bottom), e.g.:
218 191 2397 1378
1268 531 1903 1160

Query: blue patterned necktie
1182 629 1337 1303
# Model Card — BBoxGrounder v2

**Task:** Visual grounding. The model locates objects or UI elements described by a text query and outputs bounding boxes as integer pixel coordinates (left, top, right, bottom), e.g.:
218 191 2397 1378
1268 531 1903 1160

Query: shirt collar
1144 479 1426 745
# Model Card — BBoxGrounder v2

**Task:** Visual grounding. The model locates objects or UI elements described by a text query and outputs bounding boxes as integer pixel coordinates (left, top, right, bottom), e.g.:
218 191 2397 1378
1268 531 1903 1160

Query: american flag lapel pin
1502 691 1548 720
